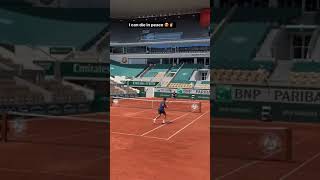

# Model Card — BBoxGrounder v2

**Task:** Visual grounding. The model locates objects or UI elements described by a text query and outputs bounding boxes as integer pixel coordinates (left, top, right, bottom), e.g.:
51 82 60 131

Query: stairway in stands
269 60 293 86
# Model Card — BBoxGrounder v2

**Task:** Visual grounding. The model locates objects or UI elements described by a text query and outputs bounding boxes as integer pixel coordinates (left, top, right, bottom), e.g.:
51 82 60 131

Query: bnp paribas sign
213 85 320 105
61 62 108 77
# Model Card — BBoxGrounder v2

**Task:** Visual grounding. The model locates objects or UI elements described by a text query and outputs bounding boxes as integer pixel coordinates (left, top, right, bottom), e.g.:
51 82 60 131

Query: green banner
177 88 184 94
213 85 320 104
155 92 172 98
154 92 209 100
194 94 211 100
61 62 108 78
34 61 109 78
128 81 159 86
212 101 320 122
215 85 232 103
154 88 210 95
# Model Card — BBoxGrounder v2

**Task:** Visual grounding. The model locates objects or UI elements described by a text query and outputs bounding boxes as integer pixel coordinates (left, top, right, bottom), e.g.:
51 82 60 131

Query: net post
1 112 8 143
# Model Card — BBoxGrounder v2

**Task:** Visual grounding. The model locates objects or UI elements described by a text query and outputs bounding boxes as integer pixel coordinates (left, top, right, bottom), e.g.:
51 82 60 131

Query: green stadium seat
231 8 301 23
143 64 171 77
110 61 146 78
171 64 197 83
292 61 320 72
0 8 107 48
213 22 273 71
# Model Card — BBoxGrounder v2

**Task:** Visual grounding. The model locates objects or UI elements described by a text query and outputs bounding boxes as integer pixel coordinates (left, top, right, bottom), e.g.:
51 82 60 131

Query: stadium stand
212 68 270 84
289 61 320 86
194 81 210 89
143 64 171 77
151 72 166 82
0 65 45 106
0 80 43 106
110 79 138 96
171 64 203 83
0 57 89 106
211 7 303 85
168 64 203 88
110 61 146 77
0 55 21 73
110 12 210 99
0 8 107 48
168 64 182 73
292 61 320 72
37 80 86 103
212 3 320 123
0 6 109 114
213 22 271 69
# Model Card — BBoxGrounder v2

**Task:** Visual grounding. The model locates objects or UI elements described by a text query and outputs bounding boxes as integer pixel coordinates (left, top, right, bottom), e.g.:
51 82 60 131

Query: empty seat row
168 83 194 89
212 69 269 84
289 72 320 87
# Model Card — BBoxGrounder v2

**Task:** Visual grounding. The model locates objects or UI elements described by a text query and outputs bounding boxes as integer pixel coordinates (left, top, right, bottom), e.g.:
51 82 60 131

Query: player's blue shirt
159 101 166 110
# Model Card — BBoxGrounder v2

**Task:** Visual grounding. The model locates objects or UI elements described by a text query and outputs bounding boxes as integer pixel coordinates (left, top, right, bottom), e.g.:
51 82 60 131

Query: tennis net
111 97 202 113
1 111 109 148
212 125 292 161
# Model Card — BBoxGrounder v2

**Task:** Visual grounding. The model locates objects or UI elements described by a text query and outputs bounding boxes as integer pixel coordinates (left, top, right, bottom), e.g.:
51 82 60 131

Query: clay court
1 97 320 180
212 118 320 180
0 98 210 180
110 98 210 180
0 112 109 180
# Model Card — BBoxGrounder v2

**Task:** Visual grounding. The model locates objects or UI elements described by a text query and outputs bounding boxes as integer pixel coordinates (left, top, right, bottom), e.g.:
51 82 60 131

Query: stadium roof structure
111 0 209 19
3 7 108 22
110 38 209 47
0 8 108 48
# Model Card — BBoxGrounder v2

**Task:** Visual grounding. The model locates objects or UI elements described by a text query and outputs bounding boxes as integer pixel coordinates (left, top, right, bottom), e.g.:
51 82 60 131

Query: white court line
214 149 283 180
215 160 260 180
110 115 154 120
126 109 152 116
214 137 307 180
111 131 167 140
166 111 209 140
140 112 191 136
279 151 320 180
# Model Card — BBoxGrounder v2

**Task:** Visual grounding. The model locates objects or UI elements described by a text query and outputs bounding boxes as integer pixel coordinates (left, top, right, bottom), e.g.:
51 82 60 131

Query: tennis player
172 91 177 99
153 97 168 124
